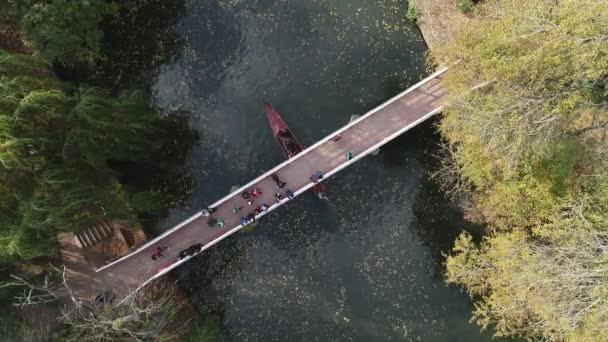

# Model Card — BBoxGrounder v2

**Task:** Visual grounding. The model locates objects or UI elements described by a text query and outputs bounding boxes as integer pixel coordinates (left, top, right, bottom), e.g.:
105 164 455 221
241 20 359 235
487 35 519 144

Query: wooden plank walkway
93 67 449 296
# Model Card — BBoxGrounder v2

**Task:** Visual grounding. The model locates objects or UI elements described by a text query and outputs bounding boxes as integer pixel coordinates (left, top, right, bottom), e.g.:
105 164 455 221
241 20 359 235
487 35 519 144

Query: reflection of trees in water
108 112 199 224
96 0 187 90
172 0 245 95
176 236 248 333
384 118 483 280
54 0 187 91
364 77 475 276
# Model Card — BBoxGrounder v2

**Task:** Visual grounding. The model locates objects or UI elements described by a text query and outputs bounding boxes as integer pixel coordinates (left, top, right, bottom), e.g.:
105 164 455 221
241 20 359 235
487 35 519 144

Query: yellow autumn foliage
435 0 608 340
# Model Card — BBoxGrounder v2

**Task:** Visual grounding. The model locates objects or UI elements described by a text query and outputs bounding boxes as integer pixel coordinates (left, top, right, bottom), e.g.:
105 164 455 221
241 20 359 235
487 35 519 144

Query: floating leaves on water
153 0 471 340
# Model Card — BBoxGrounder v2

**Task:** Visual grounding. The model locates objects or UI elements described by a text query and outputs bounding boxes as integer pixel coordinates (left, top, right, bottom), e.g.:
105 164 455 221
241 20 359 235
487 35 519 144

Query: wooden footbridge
94 67 448 295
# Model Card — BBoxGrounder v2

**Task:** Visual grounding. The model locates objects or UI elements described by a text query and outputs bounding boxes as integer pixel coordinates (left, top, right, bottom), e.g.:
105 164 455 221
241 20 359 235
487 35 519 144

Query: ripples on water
152 0 495 340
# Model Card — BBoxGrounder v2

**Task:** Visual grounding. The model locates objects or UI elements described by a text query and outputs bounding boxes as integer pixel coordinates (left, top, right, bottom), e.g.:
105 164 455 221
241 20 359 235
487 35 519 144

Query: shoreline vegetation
0 1 212 341
412 0 608 340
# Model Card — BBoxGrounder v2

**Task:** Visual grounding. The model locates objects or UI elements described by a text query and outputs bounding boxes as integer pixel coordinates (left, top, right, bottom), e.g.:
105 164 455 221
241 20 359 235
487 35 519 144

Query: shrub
405 5 418 22
457 0 476 13
21 0 119 64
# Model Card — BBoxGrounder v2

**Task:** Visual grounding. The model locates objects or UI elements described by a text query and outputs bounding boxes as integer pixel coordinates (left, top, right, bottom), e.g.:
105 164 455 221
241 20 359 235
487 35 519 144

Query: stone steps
76 221 114 248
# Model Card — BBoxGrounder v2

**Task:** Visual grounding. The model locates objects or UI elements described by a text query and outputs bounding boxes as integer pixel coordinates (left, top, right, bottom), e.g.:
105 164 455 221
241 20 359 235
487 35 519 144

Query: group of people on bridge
211 173 296 227
149 172 301 262
147 135 359 263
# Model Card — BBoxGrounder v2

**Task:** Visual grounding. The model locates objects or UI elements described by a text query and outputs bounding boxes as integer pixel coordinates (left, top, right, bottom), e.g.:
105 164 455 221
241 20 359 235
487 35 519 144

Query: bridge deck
94 68 448 295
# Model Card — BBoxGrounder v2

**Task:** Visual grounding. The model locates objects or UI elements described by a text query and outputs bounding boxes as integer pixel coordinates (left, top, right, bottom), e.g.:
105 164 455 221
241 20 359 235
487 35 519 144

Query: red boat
264 101 328 199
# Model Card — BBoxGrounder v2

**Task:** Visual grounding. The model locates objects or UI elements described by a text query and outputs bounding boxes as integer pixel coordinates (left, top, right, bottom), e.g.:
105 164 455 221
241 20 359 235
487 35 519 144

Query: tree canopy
2 0 118 64
0 49 165 260
0 2 198 337
432 0 608 340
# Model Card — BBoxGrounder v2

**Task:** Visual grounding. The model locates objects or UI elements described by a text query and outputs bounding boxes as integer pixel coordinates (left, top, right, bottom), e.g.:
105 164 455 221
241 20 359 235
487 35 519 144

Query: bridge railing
96 66 449 275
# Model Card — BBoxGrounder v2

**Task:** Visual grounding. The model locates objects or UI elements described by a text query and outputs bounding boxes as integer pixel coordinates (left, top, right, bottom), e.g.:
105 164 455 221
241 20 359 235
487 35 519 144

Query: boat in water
264 101 328 200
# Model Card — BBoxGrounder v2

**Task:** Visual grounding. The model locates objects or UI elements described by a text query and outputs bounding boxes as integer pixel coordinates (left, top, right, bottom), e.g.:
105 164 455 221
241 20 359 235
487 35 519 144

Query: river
150 0 495 340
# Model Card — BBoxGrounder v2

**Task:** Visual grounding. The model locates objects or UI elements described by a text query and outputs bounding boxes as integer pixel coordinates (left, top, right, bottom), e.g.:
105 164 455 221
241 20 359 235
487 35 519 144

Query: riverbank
409 0 470 48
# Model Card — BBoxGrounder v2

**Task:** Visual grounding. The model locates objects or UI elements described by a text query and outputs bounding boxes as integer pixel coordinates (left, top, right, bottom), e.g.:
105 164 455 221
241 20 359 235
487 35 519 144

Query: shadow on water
381 118 474 270
375 71 485 271
176 0 245 94
52 0 208 229
176 238 247 324
54 0 188 91
96 0 187 90
108 113 200 226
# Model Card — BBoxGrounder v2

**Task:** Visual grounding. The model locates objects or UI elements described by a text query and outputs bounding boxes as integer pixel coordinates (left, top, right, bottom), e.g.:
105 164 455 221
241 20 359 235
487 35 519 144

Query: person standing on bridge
310 171 323 183
201 207 216 216
272 173 286 188
346 151 354 160
285 189 295 200
251 187 263 197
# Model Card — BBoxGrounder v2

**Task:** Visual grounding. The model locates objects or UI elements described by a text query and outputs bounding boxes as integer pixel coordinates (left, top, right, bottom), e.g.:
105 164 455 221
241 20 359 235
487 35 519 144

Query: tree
1 268 189 341
0 49 164 259
58 282 188 342
0 0 24 23
17 0 118 64
446 218 608 341
432 0 608 228
433 0 608 340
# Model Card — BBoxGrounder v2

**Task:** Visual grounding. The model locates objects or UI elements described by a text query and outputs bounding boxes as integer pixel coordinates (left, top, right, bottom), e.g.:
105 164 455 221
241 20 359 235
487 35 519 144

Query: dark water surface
151 0 493 340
